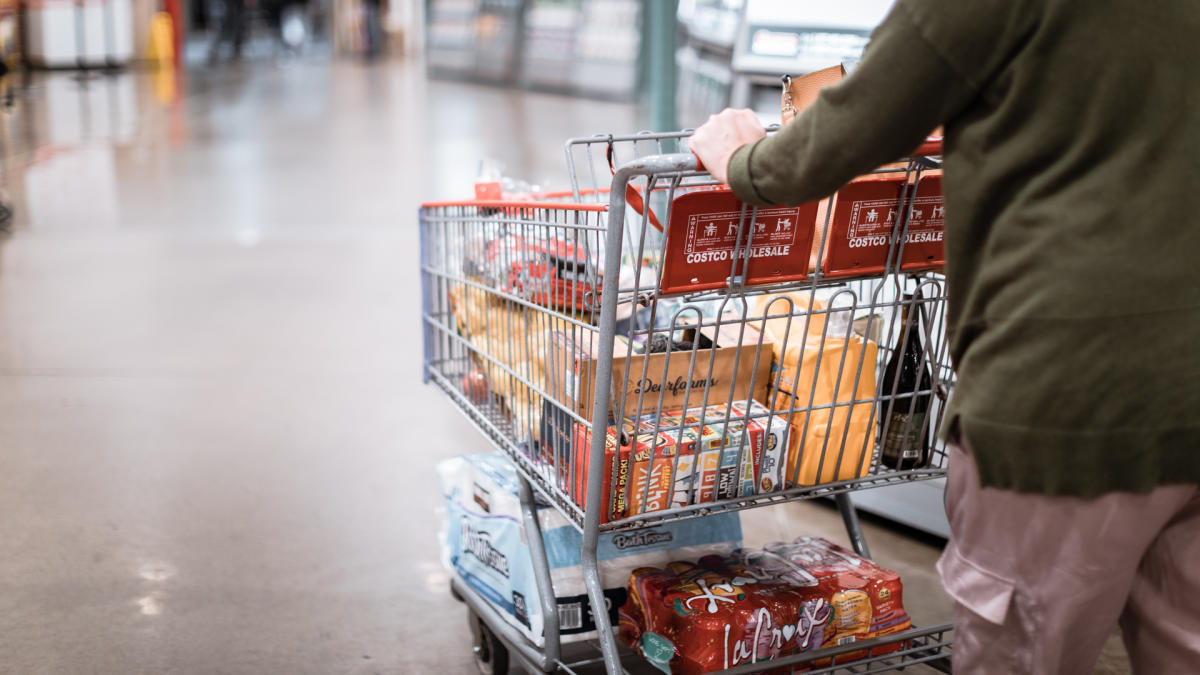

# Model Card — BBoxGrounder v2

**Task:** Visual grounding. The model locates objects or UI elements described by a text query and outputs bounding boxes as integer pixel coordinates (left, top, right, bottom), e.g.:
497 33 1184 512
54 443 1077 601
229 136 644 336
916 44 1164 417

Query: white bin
25 0 134 68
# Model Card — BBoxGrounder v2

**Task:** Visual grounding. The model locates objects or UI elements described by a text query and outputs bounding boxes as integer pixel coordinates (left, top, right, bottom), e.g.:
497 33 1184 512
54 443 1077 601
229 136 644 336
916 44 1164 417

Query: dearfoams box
547 323 772 421
437 453 742 646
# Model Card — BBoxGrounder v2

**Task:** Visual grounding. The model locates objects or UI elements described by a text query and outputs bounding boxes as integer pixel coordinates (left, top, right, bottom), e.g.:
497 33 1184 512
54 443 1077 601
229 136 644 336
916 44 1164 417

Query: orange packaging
752 294 877 488
688 411 728 504
571 423 617 522
609 442 633 522
569 418 687 523
570 422 642 525
628 426 681 517
650 412 697 510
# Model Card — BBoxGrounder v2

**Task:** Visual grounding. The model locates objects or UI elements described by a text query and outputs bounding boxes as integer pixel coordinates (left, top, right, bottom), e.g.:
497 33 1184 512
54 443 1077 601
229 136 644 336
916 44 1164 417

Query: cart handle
688 135 942 180
419 199 608 211
912 136 944 157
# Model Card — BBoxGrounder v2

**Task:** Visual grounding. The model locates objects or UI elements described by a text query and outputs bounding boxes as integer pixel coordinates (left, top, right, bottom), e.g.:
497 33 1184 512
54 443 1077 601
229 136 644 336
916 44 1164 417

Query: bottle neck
899 296 916 342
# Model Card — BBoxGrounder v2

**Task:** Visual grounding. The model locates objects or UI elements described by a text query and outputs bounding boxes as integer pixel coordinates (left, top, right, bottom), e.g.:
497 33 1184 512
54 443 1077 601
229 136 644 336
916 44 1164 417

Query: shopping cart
421 127 954 674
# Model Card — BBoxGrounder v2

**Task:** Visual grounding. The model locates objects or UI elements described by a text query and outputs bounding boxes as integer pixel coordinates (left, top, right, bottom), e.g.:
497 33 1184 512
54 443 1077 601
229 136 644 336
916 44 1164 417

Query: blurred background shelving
675 0 739 128
425 0 640 99
676 0 891 127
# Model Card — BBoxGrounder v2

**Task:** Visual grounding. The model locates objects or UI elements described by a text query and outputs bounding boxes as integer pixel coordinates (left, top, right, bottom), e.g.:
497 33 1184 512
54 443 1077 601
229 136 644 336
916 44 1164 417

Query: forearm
727 2 976 207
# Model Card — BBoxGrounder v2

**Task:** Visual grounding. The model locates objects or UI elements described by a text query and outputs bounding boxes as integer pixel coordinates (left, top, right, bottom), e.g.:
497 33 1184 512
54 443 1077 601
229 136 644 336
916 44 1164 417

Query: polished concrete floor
0 60 1130 674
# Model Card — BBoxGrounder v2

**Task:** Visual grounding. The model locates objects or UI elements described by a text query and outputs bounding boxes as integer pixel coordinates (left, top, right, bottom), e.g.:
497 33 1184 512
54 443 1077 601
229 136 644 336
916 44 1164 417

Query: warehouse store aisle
0 61 640 674
0 61 1128 674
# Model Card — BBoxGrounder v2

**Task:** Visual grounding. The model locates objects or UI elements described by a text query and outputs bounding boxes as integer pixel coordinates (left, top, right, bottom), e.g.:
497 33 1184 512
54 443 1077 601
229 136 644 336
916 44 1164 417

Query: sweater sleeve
726 1 983 207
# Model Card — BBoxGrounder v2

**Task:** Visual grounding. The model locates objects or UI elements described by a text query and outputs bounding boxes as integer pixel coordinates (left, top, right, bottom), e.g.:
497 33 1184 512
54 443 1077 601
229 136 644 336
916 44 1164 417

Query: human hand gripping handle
689 109 767 184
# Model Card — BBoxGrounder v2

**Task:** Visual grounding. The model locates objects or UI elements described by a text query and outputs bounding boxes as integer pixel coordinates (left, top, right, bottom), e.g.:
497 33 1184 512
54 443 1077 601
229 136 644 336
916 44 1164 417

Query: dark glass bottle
879 295 933 469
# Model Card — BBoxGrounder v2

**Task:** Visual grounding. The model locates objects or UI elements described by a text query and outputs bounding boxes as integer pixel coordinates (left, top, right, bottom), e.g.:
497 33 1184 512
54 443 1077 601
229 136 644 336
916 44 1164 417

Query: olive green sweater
727 0 1200 496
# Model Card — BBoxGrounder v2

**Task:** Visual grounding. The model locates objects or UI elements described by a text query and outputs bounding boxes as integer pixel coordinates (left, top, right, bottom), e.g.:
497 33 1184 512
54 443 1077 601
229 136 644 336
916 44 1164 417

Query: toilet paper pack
438 453 742 647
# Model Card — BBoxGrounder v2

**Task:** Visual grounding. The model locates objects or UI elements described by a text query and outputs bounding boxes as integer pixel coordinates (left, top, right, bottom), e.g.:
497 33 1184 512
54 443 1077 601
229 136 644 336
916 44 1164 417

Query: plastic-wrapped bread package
447 283 588 446
437 452 742 648
618 536 911 674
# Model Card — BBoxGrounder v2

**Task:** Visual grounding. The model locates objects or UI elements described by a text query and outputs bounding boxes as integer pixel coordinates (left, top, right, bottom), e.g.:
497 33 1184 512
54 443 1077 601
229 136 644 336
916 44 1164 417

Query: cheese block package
619 536 912 674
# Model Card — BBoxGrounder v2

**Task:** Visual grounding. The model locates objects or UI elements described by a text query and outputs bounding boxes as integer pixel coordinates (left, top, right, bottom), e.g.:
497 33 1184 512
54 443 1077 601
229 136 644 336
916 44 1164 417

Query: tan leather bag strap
781 75 799 125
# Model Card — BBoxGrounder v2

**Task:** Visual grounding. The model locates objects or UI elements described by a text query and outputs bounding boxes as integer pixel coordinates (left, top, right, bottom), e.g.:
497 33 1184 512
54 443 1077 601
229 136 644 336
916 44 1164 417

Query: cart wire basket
421 127 954 674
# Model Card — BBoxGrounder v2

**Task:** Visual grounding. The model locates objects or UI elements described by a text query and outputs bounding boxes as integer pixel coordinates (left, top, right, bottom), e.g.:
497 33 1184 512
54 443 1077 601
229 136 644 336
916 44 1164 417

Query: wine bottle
879 294 933 469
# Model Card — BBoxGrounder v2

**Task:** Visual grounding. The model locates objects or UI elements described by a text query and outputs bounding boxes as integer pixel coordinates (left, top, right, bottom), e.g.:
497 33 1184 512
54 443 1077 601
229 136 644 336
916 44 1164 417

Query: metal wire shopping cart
421 128 955 674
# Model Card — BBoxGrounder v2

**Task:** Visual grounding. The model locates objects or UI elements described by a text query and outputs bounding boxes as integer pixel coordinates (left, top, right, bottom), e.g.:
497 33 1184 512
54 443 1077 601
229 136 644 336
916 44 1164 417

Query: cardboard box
730 400 789 493
548 322 773 423
628 428 680 516
664 411 717 507
569 417 681 523
569 421 627 523
711 410 757 501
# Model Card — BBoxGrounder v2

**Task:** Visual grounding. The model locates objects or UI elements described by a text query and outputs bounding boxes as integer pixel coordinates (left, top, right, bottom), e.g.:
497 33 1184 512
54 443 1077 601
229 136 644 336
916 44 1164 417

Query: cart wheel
467 609 509 675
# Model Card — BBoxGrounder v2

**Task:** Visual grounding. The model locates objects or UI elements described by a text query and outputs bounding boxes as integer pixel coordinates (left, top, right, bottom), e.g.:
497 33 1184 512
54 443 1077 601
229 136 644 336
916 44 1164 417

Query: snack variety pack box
618 537 913 674
437 453 743 648
567 399 796 523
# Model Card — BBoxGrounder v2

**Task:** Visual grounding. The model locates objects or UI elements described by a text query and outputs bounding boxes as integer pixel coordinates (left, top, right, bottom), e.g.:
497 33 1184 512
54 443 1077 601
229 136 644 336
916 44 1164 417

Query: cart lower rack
453 575 952 675
422 128 954 674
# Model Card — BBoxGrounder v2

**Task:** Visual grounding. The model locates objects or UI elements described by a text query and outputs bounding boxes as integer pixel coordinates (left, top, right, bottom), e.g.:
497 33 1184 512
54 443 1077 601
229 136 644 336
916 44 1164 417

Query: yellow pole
146 11 175 68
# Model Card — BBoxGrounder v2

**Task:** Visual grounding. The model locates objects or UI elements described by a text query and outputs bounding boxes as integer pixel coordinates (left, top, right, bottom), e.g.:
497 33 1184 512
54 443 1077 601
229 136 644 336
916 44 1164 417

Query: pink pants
936 442 1200 674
